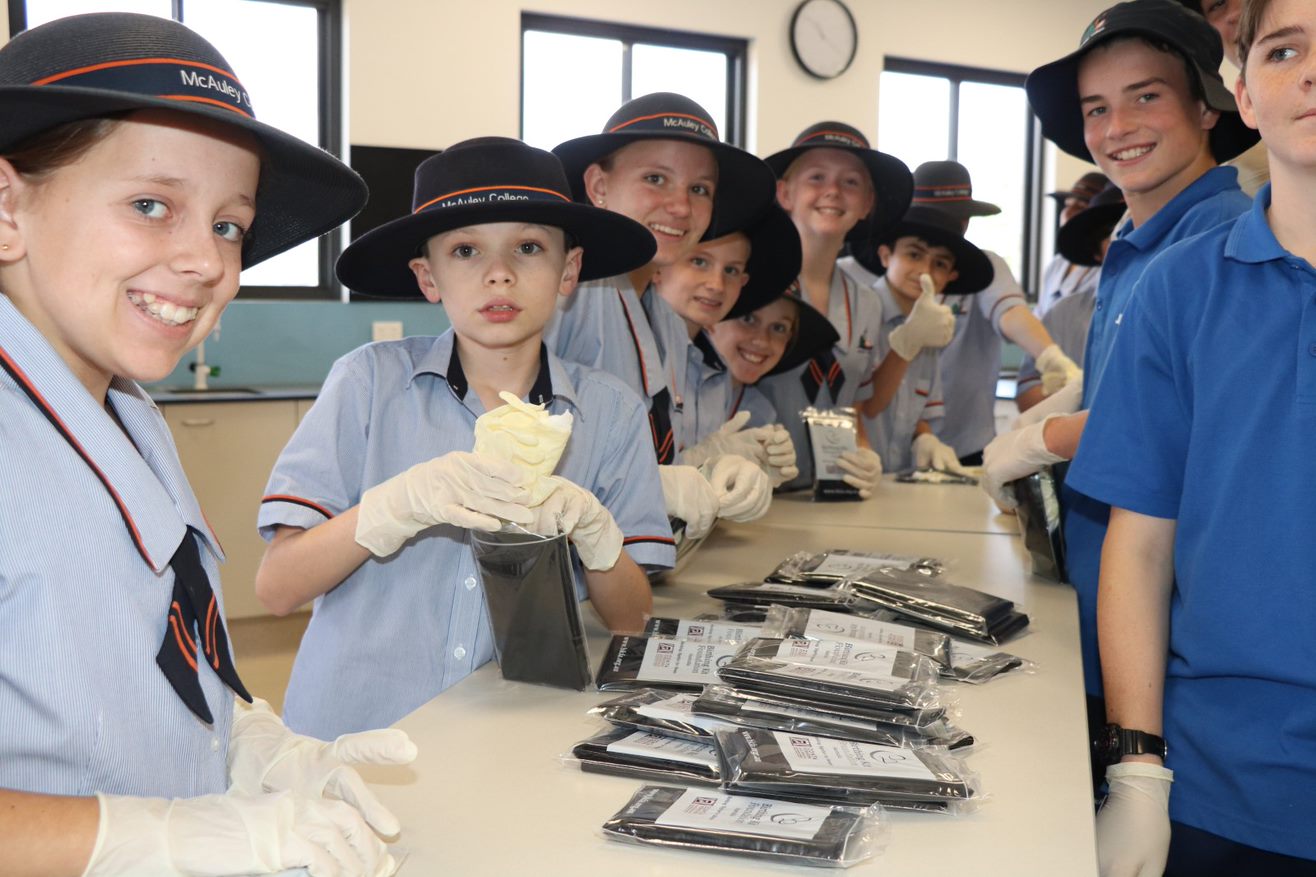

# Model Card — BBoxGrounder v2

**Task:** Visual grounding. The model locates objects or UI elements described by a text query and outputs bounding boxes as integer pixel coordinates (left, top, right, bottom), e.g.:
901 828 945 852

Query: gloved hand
658 464 720 540
1096 762 1173 877
84 790 394 877
227 698 416 839
756 424 800 486
887 274 955 361
525 475 624 570
912 432 969 474
680 411 760 468
980 418 1067 508
701 454 772 523
1036 343 1083 396
355 451 533 556
1014 379 1083 430
836 448 882 498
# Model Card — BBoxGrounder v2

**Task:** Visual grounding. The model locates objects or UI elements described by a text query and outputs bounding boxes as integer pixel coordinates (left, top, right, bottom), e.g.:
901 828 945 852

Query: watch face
791 0 858 80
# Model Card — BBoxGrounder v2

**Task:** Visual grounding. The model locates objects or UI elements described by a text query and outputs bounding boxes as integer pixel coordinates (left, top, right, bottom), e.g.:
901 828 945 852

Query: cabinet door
163 401 299 618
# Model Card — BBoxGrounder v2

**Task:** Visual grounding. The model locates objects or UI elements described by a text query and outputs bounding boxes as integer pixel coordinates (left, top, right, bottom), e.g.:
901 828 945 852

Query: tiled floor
229 612 310 714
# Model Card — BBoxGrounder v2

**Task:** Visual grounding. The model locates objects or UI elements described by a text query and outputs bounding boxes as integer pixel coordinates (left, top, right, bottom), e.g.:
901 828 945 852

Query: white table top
363 486 1097 877
769 478 1019 537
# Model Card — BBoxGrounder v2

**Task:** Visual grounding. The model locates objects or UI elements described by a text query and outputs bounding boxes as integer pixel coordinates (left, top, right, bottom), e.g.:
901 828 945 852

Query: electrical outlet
372 321 404 342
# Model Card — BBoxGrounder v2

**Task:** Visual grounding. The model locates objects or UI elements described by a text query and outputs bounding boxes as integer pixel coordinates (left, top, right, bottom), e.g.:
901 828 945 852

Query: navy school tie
800 348 844 404
649 388 676 464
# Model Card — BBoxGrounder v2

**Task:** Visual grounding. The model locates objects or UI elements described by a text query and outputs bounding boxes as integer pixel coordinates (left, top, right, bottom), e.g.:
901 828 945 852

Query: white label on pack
810 552 915 579
653 787 830 841
773 638 900 675
806 419 856 480
674 619 760 643
802 609 919 650
636 640 740 685
774 731 937 780
635 693 736 733
605 731 720 768
741 699 873 732
766 661 907 694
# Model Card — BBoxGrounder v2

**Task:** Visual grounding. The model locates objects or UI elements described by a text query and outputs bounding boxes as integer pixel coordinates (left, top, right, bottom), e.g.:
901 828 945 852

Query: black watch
1096 723 1167 766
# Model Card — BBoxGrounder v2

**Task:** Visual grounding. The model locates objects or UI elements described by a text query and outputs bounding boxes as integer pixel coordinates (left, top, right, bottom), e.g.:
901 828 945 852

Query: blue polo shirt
1068 187 1316 860
1062 166 1250 696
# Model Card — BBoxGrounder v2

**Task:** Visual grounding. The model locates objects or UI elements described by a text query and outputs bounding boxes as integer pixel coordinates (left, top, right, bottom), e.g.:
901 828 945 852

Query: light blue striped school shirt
641 292 736 455
0 294 232 798
863 278 944 474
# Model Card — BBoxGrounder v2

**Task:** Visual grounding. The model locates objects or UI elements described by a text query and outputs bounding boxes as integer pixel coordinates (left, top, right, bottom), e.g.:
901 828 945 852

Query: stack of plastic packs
704 580 876 614
595 634 742 692
569 727 723 786
844 566 1030 645
588 688 739 742
765 550 949 585
642 616 762 643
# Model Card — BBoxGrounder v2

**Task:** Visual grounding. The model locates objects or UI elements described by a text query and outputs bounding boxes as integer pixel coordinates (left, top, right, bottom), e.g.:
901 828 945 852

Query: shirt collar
0 294 221 572
411 329 578 416
874 277 906 327
1225 183 1289 265
693 330 727 372
1120 166 1240 252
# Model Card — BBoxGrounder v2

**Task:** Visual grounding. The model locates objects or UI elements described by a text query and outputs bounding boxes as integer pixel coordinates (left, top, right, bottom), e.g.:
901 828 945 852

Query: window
10 0 344 299
520 13 747 151
877 58 1046 296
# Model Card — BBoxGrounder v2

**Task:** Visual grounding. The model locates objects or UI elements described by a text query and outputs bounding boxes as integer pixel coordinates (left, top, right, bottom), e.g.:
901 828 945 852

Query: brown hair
1237 0 1277 73
3 117 124 181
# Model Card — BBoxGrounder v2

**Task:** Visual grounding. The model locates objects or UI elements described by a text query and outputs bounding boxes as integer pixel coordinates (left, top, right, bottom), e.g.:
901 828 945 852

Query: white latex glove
912 432 969 475
980 418 1067 509
227 698 416 839
1036 343 1084 396
887 274 955 361
659 464 720 540
757 424 799 486
84 790 394 877
836 448 882 498
701 454 772 523
1014 379 1083 430
680 410 760 468
1096 762 1173 877
355 451 534 557
524 475 624 570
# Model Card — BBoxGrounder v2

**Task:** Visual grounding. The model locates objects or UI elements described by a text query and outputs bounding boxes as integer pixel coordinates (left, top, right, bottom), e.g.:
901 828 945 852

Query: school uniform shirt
1067 188 1316 860
641 292 735 455
0 294 232 798
757 264 882 489
1063 165 1251 697
1034 252 1100 320
935 250 1024 458
863 277 944 474
728 382 778 428
259 331 674 740
1015 283 1097 398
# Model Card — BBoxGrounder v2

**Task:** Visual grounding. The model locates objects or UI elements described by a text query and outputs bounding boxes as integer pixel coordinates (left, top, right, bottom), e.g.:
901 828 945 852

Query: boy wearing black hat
982 0 1256 795
1036 171 1108 319
256 137 675 741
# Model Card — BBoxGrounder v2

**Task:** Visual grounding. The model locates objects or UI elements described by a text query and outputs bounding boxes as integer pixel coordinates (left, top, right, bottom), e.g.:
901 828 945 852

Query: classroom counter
362 479 1098 877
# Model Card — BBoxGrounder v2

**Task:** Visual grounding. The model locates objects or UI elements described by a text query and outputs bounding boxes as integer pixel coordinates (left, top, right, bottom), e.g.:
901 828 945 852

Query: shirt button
464 575 477 590
453 645 467 660
211 737 220 752
1095 301 1104 310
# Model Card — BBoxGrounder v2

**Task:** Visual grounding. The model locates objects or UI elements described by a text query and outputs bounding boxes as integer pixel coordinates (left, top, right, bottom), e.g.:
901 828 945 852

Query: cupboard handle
179 418 216 427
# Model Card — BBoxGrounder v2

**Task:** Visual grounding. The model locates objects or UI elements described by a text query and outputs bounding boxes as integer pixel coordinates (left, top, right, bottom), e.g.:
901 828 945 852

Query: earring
596 199 606 208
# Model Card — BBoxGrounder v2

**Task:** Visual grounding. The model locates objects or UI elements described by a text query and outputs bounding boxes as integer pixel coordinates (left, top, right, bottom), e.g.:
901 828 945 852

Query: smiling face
653 231 751 335
706 296 798 384
410 221 581 355
776 148 875 242
1236 0 1316 173
0 110 259 401
1078 38 1219 224
878 235 958 308
582 139 716 268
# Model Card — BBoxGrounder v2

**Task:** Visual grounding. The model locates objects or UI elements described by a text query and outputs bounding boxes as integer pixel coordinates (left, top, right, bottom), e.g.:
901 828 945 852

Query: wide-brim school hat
552 92 777 242
764 121 914 242
724 203 803 320
766 283 842 377
0 12 365 268
1025 0 1259 163
337 137 656 298
1047 171 1109 203
1057 183 1127 266
910 160 1000 219
855 204 995 295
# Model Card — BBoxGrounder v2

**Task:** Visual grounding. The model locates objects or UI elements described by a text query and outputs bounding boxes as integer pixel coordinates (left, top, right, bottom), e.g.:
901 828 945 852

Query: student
1036 171 1108 319
1071 2 1316 872
0 12 407 877
756 122 916 490
904 160 1081 465
982 0 1257 740
257 138 675 741
1016 184 1126 412
548 92 775 534
853 205 994 473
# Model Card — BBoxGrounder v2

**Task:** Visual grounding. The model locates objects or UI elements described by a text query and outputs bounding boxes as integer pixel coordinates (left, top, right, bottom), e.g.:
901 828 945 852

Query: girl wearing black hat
0 12 406 877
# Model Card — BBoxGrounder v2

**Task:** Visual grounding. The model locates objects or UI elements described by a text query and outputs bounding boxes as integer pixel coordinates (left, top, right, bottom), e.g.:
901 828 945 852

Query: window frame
882 56 1046 296
519 12 748 149
8 0 346 301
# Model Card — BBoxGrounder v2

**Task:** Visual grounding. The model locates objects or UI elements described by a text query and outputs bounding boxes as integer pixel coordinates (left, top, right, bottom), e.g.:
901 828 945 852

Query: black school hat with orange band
553 92 777 242
765 283 841 377
721 202 803 320
0 12 365 267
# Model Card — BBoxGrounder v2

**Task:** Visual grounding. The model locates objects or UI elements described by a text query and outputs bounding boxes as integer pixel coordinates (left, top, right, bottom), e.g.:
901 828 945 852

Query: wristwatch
1096 723 1167 766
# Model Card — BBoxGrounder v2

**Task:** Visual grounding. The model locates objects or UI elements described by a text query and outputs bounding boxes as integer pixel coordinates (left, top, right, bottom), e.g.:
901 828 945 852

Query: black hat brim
0 86 366 268
725 205 803 320
764 144 913 242
912 197 1001 220
1025 31 1259 163
1057 202 1126 266
765 295 841 377
335 200 657 298
856 218 995 295
553 132 777 242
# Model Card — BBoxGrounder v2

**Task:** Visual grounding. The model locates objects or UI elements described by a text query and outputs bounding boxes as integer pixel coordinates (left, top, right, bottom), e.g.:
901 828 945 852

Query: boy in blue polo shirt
257 138 675 740
1070 1 1316 872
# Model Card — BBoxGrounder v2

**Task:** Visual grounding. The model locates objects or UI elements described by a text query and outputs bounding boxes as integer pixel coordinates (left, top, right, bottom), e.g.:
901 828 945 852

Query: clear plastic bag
802 407 863 502
588 689 738 741
943 639 1036 684
595 635 742 692
895 468 979 485
767 549 948 585
1011 466 1067 582
843 567 1029 644
469 524 591 690
761 606 953 667
601 784 888 868
706 581 880 613
566 727 722 785
642 615 762 644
